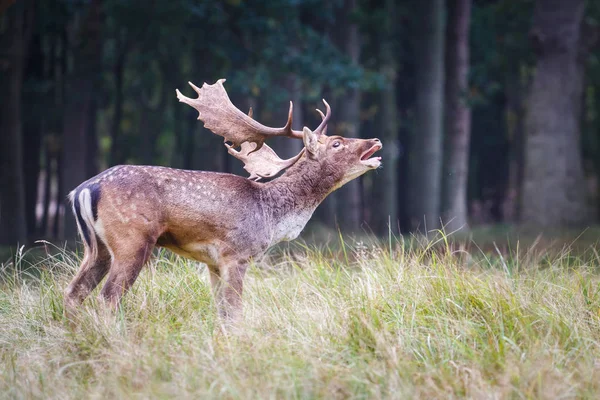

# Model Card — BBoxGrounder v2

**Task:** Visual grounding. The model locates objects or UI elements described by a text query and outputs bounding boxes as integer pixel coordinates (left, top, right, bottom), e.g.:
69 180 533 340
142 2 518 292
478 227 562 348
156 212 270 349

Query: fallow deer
64 79 382 324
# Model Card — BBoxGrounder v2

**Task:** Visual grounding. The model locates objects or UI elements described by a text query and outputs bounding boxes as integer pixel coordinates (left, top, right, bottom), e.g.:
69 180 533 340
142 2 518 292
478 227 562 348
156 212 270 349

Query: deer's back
74 165 270 264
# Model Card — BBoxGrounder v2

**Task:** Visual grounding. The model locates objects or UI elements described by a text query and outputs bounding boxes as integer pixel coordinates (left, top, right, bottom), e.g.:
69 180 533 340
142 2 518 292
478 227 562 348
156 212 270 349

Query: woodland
4 2 600 397
1 0 600 246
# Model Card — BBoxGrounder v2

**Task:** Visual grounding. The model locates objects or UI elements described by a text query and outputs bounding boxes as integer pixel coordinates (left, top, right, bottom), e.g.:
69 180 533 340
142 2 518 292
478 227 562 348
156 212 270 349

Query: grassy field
1 233 600 399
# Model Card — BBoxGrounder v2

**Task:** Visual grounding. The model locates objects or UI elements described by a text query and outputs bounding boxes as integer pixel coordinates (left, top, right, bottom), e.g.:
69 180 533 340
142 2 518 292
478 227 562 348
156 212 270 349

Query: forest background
2 0 600 248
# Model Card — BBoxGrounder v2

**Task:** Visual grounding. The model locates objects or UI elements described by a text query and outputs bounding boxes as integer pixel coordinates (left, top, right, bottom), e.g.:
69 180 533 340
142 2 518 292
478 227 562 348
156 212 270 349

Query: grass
1 234 600 399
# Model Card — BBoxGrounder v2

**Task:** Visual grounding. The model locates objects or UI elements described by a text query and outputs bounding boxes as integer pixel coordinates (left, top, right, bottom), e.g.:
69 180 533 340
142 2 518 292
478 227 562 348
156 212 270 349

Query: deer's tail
69 186 99 261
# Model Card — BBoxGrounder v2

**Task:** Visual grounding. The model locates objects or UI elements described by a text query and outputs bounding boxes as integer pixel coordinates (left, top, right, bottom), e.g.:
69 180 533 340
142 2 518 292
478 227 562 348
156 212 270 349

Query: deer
64 79 382 325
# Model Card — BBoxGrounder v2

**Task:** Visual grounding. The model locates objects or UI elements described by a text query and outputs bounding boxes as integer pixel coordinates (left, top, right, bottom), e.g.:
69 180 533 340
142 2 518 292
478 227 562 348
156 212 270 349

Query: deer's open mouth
360 143 382 168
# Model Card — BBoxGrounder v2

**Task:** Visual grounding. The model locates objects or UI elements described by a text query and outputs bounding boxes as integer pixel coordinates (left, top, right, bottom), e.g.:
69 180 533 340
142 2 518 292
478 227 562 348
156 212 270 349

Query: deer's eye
333 141 341 148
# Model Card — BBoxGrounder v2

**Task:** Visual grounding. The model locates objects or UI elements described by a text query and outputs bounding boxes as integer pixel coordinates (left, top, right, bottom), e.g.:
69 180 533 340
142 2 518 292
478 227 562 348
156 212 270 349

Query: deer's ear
303 127 319 155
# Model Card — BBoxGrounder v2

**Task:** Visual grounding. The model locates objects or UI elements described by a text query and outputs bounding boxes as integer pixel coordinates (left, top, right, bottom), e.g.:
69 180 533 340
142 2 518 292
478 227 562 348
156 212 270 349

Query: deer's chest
270 207 315 244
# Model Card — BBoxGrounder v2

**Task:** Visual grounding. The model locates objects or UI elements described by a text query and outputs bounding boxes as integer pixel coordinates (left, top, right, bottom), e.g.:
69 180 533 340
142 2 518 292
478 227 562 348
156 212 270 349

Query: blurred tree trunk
139 64 166 165
39 139 52 236
174 92 190 169
287 76 304 157
53 152 63 238
442 0 471 232
504 74 527 222
144 61 174 165
521 0 589 227
139 106 156 164
86 93 99 177
109 38 127 166
372 0 400 235
41 31 65 238
0 0 34 245
61 0 103 240
23 32 44 239
409 0 446 232
169 54 187 169
336 0 362 233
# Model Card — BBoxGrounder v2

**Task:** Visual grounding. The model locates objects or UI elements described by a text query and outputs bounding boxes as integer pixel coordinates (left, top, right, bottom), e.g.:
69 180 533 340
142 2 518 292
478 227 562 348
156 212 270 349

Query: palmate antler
176 78 331 180
176 79 304 148
226 142 305 181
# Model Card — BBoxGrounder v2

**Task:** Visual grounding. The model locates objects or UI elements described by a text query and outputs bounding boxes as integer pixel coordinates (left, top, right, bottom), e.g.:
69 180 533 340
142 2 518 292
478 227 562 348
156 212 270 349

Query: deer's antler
226 142 305 181
314 99 331 137
176 79 304 150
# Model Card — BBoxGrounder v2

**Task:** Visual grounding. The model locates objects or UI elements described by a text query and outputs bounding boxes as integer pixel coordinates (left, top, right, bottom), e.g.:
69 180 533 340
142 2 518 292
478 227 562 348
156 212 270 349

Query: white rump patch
77 189 99 259
78 189 95 232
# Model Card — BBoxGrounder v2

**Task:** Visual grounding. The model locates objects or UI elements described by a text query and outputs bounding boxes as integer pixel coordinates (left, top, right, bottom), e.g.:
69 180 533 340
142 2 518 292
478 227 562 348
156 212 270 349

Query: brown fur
65 131 381 325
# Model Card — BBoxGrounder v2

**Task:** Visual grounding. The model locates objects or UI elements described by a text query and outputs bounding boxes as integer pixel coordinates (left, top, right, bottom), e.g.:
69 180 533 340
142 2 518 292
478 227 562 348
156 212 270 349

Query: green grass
2 235 600 399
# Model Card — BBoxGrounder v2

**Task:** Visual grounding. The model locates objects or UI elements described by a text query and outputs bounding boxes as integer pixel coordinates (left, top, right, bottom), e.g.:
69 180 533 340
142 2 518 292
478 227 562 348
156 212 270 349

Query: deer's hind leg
64 241 112 312
99 235 156 309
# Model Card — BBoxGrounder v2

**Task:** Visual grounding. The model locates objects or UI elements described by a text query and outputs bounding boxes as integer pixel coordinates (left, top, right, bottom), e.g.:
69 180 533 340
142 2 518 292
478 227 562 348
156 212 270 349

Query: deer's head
175 79 382 184
300 104 382 188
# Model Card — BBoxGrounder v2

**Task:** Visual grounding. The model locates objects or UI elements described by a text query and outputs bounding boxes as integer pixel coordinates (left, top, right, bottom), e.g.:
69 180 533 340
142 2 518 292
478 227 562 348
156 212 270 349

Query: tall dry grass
1 235 600 399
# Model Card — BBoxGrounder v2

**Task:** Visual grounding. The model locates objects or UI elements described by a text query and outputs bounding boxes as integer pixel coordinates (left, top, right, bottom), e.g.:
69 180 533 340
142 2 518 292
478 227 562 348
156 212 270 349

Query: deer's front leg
210 260 248 326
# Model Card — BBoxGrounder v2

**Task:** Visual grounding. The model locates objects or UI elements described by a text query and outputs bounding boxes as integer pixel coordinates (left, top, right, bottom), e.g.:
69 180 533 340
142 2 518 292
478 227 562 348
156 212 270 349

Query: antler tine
188 81 204 94
315 108 328 136
313 99 331 136
286 101 305 139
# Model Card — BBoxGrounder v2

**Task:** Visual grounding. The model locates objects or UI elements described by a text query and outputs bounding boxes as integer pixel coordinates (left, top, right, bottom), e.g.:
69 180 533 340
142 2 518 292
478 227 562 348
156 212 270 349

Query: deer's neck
260 156 341 243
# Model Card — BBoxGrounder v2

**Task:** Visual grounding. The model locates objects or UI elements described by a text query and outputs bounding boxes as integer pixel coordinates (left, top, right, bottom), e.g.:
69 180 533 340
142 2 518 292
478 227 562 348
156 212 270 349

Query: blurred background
1 0 600 247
